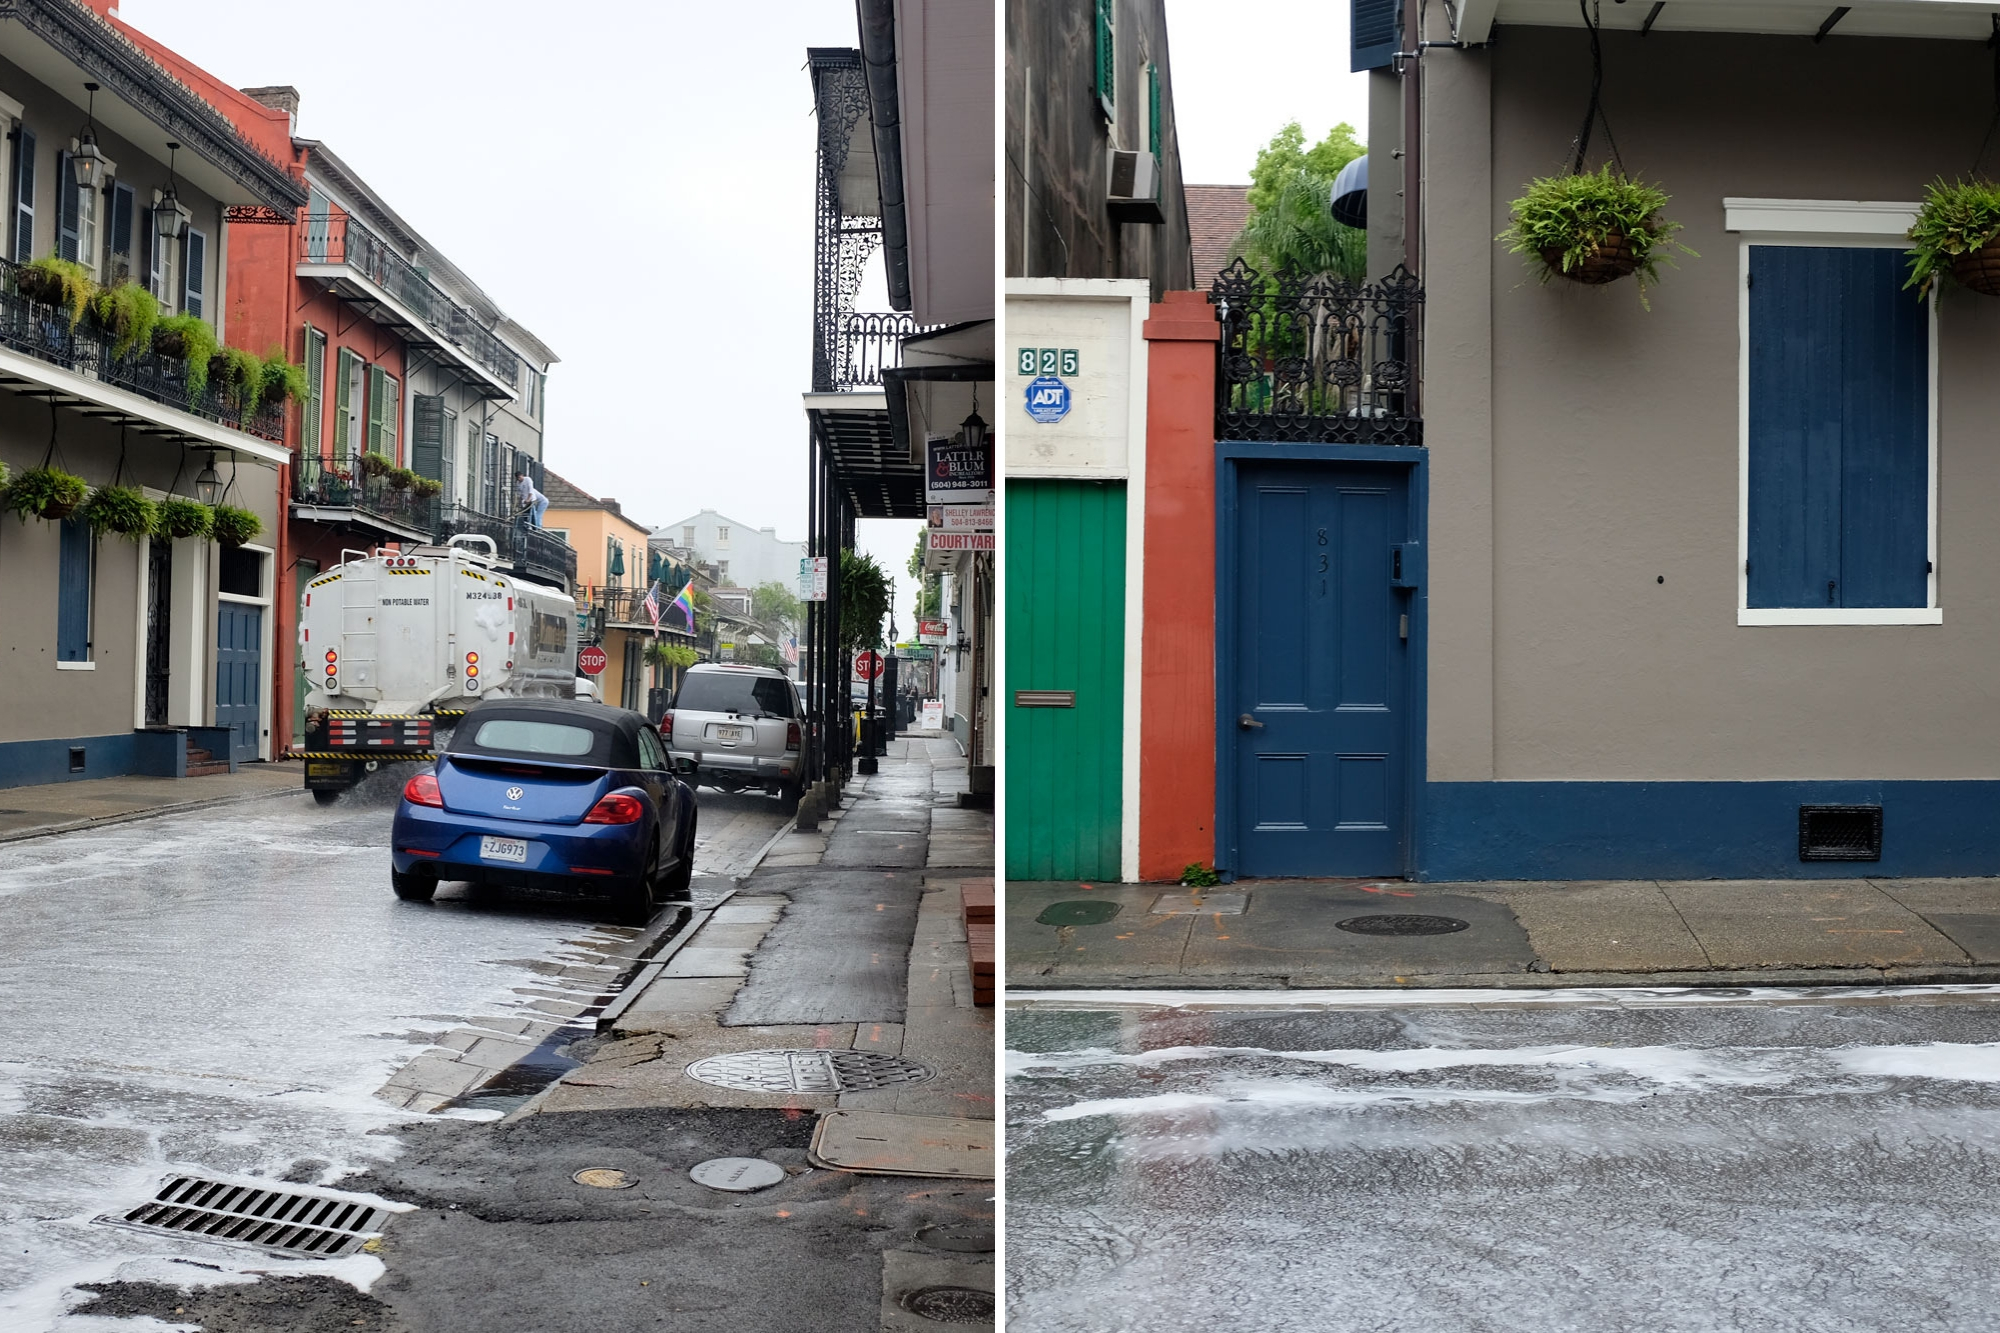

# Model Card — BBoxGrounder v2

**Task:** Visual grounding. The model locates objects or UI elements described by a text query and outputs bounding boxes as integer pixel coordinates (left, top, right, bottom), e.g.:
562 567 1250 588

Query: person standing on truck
515 471 549 528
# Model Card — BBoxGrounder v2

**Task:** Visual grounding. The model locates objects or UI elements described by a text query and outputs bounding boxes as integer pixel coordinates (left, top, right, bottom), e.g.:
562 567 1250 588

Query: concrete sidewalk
0 762 302 841
1008 876 2000 988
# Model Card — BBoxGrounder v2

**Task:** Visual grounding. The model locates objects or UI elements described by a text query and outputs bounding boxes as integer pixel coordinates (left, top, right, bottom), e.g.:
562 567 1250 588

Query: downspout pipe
855 0 912 311
1402 0 1421 275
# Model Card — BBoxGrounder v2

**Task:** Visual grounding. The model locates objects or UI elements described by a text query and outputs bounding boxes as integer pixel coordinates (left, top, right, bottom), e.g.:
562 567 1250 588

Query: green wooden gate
1006 479 1126 881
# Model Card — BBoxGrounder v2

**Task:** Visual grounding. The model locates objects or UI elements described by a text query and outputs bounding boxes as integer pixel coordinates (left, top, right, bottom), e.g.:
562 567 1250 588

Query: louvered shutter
411 393 445 480
382 375 400 460
182 229 205 320
302 326 325 459
109 181 132 280
1352 0 1401 71
481 433 499 513
1148 63 1161 156
11 125 33 263
56 517 91 661
366 364 385 455
440 408 457 503
333 348 356 464
56 152 77 261
145 207 164 301
1093 0 1114 111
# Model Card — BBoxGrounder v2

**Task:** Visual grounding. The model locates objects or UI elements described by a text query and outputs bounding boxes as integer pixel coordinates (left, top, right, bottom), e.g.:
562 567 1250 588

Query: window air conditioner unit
1107 148 1164 224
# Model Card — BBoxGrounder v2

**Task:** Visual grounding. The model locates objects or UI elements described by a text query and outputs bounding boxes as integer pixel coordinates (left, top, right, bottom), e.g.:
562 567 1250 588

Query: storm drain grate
685 1048 934 1094
97 1175 388 1257
1800 804 1883 862
901 1286 997 1323
1336 914 1470 937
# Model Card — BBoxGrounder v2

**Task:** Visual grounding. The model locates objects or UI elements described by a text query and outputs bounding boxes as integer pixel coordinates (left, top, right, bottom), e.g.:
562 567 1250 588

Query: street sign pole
859 649 879 776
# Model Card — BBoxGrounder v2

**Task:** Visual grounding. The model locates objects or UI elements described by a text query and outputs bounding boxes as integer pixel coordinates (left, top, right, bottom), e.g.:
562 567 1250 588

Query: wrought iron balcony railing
0 257 284 441
438 502 577 588
290 455 439 533
812 309 919 393
1212 260 1424 447
581 584 697 634
301 214 522 393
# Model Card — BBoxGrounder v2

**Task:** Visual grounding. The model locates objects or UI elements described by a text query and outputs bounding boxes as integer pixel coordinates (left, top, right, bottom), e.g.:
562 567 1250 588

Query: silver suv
663 664 804 807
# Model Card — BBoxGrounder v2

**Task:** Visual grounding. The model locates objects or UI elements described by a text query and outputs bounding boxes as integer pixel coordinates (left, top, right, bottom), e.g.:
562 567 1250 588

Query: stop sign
577 644 608 676
855 650 885 681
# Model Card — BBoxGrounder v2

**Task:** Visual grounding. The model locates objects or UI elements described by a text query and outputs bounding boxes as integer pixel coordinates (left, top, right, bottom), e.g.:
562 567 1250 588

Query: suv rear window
672 672 797 718
468 719 597 756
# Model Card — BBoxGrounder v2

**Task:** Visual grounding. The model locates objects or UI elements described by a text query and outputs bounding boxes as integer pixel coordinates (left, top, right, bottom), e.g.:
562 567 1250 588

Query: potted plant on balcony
385 467 418 492
644 640 698 670
152 313 219 398
78 483 156 541
156 496 212 541
207 346 267 423
258 348 310 405
413 476 443 499
4 464 87 521
208 503 261 548
1500 164 1692 309
1906 177 2000 297
358 451 394 478
87 281 161 359
16 255 95 327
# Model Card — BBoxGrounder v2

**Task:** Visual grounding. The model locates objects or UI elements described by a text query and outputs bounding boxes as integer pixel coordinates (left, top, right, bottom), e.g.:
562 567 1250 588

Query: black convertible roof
449 698 652 768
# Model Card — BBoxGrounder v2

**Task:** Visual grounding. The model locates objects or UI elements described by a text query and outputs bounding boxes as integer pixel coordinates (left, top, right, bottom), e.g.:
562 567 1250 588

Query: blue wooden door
1232 462 1411 877
215 602 262 763
1747 245 1929 608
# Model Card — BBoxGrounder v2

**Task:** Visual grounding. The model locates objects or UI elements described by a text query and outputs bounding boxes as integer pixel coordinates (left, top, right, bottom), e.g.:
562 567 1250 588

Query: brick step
184 761 230 777
185 747 213 764
960 880 994 926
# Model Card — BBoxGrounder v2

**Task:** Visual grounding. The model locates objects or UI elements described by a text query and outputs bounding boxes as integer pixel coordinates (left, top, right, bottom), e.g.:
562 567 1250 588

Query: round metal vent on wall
685 1048 935 1094
1335 914 1471 937
900 1286 998 1324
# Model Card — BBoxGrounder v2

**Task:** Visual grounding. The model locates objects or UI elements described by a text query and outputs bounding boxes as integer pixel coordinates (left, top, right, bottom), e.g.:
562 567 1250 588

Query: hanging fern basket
1540 229 1646 285
1949 241 2000 295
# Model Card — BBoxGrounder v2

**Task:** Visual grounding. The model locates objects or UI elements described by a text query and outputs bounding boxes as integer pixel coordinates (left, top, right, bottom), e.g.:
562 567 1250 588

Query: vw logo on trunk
506 786 524 800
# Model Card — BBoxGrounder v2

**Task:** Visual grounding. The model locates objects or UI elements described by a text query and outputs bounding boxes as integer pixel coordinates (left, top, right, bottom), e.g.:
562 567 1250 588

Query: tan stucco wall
1427 28 2000 782
548 507 650 592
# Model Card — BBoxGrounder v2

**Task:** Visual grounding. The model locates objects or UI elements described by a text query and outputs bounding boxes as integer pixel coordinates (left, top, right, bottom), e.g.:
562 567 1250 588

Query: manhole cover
685 1049 935 1093
1336 914 1470 936
1036 899 1120 926
96 1176 387 1257
689 1157 786 1192
572 1168 636 1189
901 1285 996 1323
917 1222 996 1252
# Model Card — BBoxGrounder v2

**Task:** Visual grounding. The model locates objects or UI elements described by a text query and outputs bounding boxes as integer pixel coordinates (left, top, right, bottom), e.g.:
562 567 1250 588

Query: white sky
118 0 921 621
1162 0 1372 183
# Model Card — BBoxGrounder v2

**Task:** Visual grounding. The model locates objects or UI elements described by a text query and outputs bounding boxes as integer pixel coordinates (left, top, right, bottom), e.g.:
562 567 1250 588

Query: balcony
813 309 919 394
0 257 284 442
438 502 577 590
1212 261 1424 447
299 214 522 398
581 584 696 636
289 456 439 543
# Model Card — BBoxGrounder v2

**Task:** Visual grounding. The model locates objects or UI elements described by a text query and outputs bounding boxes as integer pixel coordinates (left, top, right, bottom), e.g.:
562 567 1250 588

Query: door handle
1238 714 1264 730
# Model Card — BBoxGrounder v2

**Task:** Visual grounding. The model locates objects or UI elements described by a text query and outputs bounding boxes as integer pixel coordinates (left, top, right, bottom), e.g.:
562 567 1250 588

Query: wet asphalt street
1007 988 2000 1333
0 776 785 1330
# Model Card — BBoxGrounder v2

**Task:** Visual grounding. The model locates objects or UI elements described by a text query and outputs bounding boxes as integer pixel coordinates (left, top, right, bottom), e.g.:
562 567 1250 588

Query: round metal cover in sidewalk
900 1286 997 1323
1335 914 1470 937
685 1048 935 1094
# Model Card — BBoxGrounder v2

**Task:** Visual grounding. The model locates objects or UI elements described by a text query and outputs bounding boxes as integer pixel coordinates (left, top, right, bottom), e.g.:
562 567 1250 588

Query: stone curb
1006 963 2000 991
0 781 302 845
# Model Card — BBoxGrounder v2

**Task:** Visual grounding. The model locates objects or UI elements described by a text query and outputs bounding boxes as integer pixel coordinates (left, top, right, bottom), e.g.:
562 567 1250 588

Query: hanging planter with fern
209 504 262 547
156 496 213 541
4 465 87 521
1906 178 2000 297
79 484 156 541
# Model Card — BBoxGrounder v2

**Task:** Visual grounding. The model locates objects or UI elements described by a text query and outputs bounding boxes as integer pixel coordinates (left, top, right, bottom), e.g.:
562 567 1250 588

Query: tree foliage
751 580 803 633
839 548 890 655
907 530 942 619
1234 122 1368 286
1246 120 1364 215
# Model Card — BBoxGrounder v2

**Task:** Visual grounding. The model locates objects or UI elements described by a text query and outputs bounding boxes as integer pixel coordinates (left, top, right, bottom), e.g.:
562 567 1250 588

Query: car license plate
480 835 528 864
715 725 743 743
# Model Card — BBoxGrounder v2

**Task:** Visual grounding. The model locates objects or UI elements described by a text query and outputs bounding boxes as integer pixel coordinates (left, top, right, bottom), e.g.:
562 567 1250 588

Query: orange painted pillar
1138 290 1220 882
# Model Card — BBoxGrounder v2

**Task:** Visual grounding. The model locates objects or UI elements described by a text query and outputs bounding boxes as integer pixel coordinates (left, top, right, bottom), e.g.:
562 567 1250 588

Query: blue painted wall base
0 733 141 789
1424 781 2000 880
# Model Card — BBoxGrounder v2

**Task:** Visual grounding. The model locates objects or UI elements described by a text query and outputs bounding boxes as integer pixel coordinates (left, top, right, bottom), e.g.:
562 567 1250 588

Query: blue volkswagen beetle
389 699 698 918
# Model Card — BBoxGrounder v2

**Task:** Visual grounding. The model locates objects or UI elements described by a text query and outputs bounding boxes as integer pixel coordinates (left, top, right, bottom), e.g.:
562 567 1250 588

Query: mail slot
1014 690 1076 708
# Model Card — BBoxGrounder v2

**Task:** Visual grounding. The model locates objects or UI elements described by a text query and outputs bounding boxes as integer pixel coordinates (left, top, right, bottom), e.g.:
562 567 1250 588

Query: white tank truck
297 535 578 803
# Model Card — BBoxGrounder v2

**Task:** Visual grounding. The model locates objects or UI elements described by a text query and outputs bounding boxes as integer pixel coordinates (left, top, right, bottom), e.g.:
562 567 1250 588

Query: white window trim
55 660 96 671
1729 199 1939 627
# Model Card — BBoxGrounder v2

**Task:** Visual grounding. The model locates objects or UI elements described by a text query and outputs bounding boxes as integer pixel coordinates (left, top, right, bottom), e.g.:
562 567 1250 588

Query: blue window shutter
55 151 77 261
57 517 91 660
109 181 133 279
1747 245 1928 610
1353 0 1401 72
183 228 205 320
12 125 34 263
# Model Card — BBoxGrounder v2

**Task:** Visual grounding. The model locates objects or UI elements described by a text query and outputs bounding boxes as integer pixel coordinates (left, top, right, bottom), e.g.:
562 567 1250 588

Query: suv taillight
786 721 801 751
583 792 646 825
660 710 673 739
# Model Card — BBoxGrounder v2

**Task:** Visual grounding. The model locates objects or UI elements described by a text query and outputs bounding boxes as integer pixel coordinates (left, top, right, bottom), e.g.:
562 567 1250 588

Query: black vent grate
1799 805 1882 862
97 1175 389 1257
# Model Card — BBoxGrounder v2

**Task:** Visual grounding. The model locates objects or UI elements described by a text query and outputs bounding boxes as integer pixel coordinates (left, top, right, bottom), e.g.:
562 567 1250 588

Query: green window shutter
366 365 385 455
411 393 445 480
1148 62 1161 156
302 326 325 458
1094 0 1114 111
333 348 355 465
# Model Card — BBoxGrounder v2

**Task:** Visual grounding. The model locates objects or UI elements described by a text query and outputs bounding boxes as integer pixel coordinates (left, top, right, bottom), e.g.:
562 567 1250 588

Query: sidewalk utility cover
810 1110 996 1178
690 1157 786 1192
1036 900 1121 927
901 1286 997 1323
686 1048 935 1094
97 1175 389 1257
1336 914 1470 936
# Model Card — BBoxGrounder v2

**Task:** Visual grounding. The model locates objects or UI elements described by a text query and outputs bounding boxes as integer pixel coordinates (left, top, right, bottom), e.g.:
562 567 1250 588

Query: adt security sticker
1024 374 1071 424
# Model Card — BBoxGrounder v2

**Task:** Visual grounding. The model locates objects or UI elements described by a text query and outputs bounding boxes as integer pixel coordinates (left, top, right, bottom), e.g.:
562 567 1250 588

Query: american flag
642 580 662 628
784 634 799 665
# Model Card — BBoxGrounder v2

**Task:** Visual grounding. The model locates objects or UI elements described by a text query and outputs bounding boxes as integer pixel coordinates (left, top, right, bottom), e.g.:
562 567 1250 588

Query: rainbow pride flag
670 578 696 632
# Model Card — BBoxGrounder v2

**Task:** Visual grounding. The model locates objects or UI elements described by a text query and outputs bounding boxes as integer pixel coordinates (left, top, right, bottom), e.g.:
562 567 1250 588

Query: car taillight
786 721 801 751
661 711 673 738
583 792 645 825
403 772 443 808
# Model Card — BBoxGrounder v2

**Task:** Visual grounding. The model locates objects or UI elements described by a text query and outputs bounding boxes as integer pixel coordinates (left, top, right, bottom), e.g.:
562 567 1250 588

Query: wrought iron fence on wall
1212 260 1424 446
438 502 577 588
0 257 284 441
290 456 440 531
814 309 919 393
